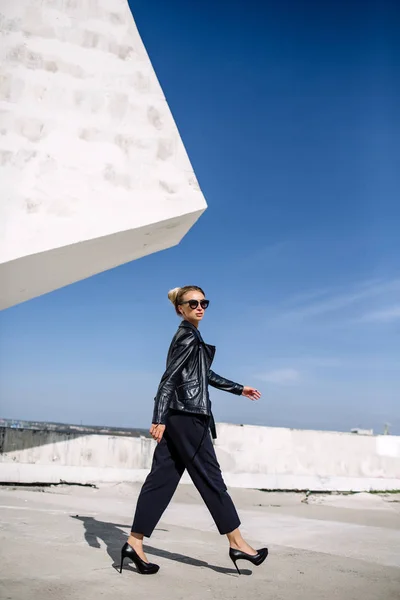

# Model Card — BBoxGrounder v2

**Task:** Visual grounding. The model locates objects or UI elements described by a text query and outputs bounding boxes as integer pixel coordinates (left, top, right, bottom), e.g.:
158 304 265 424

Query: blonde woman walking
120 286 268 575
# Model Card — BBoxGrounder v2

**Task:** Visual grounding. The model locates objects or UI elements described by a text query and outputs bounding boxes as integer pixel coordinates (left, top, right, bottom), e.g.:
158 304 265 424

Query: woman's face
178 290 208 325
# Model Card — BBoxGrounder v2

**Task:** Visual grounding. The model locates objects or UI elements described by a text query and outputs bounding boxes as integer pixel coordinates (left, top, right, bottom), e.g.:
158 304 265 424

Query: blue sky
0 0 399 434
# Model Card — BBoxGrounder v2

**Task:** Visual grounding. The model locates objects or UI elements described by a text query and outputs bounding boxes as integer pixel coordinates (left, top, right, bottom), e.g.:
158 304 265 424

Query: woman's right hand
150 423 166 443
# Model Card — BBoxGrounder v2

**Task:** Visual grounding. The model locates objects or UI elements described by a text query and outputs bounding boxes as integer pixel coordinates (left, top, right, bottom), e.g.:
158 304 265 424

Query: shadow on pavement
72 515 251 576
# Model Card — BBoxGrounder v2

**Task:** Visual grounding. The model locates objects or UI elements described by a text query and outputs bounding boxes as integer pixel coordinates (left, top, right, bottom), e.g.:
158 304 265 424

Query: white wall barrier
1 423 399 491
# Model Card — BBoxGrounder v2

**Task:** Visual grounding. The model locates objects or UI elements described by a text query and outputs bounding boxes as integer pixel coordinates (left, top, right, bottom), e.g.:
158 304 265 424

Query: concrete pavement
0 483 399 600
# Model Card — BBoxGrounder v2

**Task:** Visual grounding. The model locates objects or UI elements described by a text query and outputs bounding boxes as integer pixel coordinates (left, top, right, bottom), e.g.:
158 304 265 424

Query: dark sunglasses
179 299 210 310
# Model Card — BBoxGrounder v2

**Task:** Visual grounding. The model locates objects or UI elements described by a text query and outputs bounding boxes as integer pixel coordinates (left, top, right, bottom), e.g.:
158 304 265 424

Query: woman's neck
184 318 198 329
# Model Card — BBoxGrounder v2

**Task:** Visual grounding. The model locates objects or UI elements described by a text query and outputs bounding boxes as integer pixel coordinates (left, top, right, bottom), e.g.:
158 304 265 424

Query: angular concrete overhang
0 0 207 310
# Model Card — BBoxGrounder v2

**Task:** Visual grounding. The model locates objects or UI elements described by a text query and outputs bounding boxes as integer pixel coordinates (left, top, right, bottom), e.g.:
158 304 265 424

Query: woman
120 285 268 575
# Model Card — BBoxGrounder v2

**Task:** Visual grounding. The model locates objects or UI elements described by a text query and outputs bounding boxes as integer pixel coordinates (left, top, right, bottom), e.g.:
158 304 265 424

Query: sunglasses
179 299 210 310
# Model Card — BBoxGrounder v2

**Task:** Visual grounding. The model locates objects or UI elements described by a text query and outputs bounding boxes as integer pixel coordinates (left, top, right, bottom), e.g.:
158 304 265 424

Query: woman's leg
226 529 257 555
167 413 256 553
128 431 185 561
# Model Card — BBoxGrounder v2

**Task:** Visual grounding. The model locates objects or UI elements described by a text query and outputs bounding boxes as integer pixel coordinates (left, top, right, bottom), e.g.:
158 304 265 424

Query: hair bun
167 287 181 305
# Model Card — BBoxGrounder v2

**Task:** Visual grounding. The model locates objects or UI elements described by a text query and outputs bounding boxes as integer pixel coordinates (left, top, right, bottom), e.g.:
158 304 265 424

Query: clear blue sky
1 0 399 434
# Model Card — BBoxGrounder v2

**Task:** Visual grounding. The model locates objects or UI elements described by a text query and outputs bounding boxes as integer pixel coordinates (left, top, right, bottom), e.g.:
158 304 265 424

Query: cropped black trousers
131 411 241 537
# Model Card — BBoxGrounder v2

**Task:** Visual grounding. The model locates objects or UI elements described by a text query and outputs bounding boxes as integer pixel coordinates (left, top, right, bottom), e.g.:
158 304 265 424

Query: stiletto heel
229 547 269 574
230 556 241 575
119 542 160 575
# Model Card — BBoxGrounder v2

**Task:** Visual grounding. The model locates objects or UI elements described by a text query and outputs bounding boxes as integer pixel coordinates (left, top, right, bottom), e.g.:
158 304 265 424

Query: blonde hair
168 286 205 316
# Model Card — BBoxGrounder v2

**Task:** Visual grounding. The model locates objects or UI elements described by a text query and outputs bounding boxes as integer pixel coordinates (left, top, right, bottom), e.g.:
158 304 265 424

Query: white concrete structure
1 423 399 491
215 423 400 491
0 0 207 310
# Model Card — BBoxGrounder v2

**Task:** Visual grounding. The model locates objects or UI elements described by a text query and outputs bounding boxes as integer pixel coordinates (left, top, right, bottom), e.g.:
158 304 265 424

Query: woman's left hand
150 423 166 443
242 386 261 401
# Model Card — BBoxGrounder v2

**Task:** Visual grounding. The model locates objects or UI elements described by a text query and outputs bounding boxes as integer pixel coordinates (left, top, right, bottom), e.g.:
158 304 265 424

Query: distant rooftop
0 418 150 438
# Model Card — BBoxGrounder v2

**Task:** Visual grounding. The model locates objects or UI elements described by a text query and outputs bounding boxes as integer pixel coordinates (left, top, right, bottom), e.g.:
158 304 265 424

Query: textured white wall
0 0 207 309
214 423 400 491
1 424 399 491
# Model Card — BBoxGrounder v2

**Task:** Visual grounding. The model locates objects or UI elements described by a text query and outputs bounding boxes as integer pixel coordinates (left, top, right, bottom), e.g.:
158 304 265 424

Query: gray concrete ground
0 483 399 600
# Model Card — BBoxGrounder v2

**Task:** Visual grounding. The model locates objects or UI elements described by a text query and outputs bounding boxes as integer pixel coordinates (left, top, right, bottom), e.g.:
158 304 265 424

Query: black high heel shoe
119 542 160 575
229 547 269 575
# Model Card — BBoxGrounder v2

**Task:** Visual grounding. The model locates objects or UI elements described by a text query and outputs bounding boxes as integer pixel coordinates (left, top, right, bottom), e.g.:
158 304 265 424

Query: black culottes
132 411 241 537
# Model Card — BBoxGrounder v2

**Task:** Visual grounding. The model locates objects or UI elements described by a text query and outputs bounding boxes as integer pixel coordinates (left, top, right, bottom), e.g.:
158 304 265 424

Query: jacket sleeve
208 370 244 396
152 330 197 424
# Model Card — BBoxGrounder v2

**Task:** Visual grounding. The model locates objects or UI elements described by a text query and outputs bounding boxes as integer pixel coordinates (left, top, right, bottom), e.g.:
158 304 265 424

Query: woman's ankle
226 528 244 547
128 532 144 545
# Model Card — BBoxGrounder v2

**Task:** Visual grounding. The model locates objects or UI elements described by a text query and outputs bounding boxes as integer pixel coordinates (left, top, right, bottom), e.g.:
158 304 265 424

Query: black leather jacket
152 320 243 434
